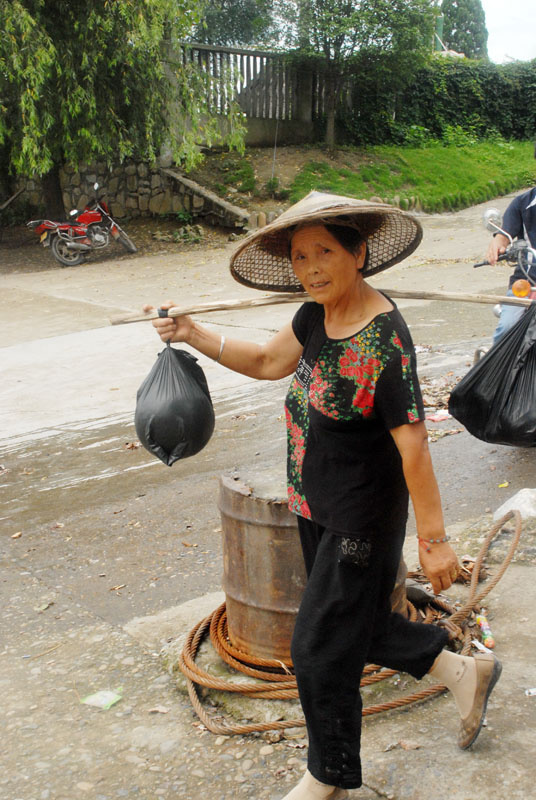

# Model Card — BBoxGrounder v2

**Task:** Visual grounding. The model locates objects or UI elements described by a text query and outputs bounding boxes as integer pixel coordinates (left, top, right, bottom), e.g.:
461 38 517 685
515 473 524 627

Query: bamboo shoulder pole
385 289 532 306
110 289 533 326
109 293 308 325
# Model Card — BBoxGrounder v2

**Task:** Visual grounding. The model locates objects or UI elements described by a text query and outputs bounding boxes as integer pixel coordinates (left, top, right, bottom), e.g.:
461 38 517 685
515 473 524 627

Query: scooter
471 208 536 363
27 183 137 267
475 207 536 312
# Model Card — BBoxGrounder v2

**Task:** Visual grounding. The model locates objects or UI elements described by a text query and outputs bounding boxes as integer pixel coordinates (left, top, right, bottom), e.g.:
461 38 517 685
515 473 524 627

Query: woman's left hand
418 541 460 594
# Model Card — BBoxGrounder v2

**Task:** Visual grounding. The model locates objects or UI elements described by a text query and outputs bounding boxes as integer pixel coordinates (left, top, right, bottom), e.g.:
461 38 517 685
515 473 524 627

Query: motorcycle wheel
117 229 137 253
51 235 85 267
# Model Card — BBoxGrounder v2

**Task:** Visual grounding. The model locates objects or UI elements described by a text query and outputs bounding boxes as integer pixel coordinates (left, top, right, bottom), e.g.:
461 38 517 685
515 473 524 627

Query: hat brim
230 191 423 293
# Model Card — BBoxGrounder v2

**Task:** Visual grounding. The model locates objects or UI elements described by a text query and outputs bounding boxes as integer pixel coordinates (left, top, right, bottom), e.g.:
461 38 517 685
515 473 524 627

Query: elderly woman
147 193 501 800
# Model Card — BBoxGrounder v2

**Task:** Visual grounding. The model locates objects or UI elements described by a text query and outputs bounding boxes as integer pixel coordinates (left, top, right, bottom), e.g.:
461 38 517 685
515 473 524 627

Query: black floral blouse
284 300 424 538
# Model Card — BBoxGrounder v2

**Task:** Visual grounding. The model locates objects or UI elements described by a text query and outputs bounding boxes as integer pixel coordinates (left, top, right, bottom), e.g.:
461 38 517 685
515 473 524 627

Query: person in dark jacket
487 185 536 343
147 192 502 800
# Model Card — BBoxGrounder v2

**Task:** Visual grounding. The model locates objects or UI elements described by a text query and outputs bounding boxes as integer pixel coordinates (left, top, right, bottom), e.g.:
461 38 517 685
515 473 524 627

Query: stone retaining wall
20 159 249 228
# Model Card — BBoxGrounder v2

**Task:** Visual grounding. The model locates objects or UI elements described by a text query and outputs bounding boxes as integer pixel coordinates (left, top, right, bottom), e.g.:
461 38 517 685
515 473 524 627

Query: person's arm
390 421 460 594
143 301 303 381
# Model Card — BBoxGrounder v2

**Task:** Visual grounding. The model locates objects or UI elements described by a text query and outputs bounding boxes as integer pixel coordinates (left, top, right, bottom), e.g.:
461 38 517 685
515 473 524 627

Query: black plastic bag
448 304 536 447
135 343 215 465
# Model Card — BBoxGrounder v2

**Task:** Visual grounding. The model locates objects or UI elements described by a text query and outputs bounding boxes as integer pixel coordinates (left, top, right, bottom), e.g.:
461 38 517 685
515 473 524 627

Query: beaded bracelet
417 535 450 552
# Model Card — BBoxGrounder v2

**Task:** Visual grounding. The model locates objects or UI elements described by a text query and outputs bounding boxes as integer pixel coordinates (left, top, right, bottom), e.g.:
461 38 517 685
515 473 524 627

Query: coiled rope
178 510 521 736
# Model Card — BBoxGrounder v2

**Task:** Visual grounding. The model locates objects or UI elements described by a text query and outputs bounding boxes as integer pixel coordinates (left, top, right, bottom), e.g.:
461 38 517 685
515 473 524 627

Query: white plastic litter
81 688 123 709
493 488 536 521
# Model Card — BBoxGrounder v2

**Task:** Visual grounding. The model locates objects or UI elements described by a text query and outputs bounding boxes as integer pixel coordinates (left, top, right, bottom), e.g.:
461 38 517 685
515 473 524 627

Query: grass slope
289 140 536 212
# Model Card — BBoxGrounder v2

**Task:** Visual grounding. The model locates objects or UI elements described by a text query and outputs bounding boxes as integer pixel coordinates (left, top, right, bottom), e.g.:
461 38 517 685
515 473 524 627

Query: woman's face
290 225 366 305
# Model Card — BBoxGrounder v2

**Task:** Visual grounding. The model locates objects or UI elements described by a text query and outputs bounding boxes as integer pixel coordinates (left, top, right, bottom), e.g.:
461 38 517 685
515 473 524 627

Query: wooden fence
180 43 325 121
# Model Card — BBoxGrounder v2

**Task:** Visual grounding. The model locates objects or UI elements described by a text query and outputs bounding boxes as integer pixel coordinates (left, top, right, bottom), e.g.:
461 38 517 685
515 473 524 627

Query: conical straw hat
230 191 422 292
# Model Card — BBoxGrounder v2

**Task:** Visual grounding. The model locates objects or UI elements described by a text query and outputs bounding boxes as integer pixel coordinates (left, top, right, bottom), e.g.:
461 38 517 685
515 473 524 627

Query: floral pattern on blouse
285 315 420 519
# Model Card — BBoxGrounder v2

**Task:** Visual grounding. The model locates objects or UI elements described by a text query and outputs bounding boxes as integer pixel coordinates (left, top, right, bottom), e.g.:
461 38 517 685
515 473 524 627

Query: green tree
283 0 437 146
192 0 279 47
440 0 488 59
0 0 245 215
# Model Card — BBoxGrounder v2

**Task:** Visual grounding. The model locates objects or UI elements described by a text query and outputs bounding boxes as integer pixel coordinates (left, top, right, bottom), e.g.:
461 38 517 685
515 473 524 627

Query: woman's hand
418 541 459 594
142 300 193 344
141 302 303 380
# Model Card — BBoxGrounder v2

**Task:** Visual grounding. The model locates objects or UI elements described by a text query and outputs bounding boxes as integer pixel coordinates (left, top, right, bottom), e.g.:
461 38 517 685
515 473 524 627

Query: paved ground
1 194 536 800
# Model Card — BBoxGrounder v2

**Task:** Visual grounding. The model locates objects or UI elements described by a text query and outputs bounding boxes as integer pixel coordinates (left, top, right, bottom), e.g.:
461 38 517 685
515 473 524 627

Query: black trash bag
448 304 536 447
135 343 215 465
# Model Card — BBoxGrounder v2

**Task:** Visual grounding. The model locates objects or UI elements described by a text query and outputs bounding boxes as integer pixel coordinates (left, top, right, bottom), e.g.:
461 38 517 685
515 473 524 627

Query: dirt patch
188 144 370 211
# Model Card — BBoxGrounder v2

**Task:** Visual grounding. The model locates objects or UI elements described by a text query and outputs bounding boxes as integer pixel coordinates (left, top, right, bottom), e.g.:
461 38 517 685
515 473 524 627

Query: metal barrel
218 469 306 662
218 468 407 663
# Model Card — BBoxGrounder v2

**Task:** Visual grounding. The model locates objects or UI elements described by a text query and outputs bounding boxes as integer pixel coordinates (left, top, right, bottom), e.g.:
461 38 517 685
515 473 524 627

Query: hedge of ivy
338 56 536 147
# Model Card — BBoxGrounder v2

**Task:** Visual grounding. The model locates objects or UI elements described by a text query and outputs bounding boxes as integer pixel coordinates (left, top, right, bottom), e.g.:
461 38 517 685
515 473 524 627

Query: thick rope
177 510 521 735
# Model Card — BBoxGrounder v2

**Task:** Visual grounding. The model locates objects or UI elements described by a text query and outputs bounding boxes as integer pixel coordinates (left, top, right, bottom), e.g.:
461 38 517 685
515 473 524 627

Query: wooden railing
180 43 321 121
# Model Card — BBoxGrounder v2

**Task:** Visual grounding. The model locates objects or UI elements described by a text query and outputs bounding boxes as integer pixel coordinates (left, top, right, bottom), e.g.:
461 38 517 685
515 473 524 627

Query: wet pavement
1 194 536 799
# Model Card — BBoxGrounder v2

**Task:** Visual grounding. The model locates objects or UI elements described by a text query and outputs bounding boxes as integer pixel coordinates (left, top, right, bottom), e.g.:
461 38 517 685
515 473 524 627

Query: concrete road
1 195 535 799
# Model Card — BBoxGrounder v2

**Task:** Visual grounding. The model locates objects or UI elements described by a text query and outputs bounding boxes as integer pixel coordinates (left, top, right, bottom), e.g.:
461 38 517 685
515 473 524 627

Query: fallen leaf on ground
428 428 463 442
425 410 452 422
399 740 423 751
36 601 54 612
384 740 423 752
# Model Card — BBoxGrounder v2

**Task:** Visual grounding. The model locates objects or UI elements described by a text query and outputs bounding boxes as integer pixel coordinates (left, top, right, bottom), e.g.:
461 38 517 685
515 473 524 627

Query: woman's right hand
486 233 509 266
142 300 193 344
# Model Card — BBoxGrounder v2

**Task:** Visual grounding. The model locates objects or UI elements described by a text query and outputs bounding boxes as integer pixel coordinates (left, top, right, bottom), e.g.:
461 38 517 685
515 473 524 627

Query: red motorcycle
27 183 136 267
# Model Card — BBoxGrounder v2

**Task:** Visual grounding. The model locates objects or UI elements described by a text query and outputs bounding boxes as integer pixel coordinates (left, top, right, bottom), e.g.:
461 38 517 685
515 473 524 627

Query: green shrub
230 163 255 193
441 124 478 147
402 125 436 148
175 209 193 225
265 176 279 196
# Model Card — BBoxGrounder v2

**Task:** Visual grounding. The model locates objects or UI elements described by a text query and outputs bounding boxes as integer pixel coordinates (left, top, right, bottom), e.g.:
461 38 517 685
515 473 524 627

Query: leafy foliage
394 58 536 144
280 0 437 146
337 55 536 148
440 0 488 60
192 0 279 47
300 0 436 60
0 0 245 179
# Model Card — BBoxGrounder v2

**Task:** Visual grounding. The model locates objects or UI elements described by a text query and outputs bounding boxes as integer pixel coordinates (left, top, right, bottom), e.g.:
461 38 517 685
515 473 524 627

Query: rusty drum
219 468 409 664
219 469 306 663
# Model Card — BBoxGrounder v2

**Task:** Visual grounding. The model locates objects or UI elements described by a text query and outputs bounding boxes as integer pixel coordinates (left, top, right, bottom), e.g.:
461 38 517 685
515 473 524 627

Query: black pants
292 518 449 789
